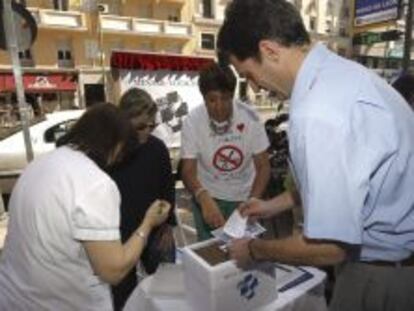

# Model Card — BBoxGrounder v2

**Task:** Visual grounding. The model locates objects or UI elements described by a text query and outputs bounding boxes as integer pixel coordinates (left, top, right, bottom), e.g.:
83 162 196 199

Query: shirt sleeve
251 117 270 154
71 179 121 241
180 116 198 159
289 111 395 245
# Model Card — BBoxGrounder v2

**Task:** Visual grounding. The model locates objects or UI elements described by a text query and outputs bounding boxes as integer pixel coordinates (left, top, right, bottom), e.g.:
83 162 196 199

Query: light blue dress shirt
289 43 414 262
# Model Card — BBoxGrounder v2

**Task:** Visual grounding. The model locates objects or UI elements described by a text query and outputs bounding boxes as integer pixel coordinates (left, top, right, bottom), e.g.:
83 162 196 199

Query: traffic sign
0 1 37 51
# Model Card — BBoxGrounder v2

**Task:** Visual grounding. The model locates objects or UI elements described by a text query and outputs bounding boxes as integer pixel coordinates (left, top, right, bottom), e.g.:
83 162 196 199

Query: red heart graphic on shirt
237 123 245 132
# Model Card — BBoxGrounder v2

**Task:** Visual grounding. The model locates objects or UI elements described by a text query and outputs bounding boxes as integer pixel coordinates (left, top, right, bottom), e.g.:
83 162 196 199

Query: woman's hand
143 200 171 229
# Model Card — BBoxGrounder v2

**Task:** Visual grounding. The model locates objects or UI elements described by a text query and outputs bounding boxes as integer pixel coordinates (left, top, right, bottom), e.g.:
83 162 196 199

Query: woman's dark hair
119 88 157 119
217 0 310 63
392 73 414 109
57 103 133 169
198 62 236 96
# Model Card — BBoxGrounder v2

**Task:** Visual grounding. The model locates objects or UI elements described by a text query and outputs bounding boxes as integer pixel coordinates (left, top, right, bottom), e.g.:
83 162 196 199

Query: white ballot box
182 238 277 311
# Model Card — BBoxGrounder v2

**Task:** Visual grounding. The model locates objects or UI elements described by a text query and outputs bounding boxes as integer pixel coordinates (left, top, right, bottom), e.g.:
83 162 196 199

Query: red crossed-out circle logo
213 145 244 172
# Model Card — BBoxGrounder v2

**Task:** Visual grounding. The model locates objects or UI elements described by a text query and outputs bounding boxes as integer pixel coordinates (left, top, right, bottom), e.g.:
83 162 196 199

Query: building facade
296 0 353 56
0 0 357 115
0 0 220 112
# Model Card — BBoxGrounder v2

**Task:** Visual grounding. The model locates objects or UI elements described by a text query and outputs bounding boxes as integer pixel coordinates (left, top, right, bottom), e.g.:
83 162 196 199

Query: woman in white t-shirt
181 63 270 240
0 103 171 311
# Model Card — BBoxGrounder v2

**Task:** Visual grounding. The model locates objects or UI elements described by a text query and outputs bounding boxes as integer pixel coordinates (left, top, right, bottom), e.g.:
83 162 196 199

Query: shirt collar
290 43 330 109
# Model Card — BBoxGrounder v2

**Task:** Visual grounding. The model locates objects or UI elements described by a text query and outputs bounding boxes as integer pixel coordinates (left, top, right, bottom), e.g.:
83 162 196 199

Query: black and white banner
119 69 204 148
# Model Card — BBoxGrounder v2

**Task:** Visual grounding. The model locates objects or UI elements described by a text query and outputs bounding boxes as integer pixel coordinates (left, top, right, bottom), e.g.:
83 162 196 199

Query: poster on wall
354 0 400 27
119 69 204 148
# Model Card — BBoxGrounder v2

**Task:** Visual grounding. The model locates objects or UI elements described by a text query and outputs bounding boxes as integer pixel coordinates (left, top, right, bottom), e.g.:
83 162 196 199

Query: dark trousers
330 262 414 311
112 270 137 311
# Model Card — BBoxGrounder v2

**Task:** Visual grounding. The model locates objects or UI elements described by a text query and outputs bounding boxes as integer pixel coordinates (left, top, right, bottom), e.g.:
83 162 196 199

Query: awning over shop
0 75 4 93
111 51 213 72
0 73 78 93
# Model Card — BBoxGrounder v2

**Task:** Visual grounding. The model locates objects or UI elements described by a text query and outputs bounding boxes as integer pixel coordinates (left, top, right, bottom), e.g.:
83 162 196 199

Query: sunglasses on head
135 122 158 131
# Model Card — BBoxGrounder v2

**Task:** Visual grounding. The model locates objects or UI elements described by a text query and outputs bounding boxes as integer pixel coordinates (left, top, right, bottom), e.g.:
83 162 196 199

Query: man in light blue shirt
217 0 414 310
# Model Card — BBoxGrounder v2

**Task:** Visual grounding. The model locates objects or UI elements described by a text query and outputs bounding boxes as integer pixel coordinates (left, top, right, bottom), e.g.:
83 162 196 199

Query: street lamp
1 0 37 162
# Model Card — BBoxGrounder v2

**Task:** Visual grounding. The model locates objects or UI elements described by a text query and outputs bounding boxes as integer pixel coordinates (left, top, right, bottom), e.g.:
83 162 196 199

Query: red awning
110 51 213 71
0 73 78 93
0 75 4 93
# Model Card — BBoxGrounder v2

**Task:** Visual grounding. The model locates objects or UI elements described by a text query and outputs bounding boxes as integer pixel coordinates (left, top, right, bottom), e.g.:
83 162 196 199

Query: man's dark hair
119 88 157 119
392 73 414 109
57 103 132 169
217 0 310 63
198 62 236 96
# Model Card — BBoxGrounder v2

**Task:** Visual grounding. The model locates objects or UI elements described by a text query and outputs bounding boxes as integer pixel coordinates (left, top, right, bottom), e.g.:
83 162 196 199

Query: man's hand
229 238 254 268
239 198 275 220
199 193 225 228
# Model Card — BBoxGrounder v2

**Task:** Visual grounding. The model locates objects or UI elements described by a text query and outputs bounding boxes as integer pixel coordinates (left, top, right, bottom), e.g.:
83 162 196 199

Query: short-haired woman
110 89 176 310
181 63 270 240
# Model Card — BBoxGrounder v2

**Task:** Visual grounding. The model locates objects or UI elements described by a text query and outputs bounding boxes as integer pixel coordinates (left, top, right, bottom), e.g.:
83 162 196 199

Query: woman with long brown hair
0 103 171 310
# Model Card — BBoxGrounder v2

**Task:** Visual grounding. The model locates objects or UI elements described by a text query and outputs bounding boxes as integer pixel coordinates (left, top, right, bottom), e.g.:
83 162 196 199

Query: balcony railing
193 48 216 58
28 8 87 31
156 0 186 4
58 59 75 68
20 59 35 67
100 15 192 39
133 19 162 34
193 16 222 27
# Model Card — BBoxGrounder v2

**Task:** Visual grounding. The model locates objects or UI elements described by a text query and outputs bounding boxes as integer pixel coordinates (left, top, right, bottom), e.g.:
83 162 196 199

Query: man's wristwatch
247 239 257 261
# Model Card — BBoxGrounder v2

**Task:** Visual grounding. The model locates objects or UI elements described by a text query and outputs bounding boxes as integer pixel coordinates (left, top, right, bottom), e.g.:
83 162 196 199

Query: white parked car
0 109 84 194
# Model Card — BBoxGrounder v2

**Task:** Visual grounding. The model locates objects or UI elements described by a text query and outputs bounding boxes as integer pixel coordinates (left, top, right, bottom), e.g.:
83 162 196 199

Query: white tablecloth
124 264 328 311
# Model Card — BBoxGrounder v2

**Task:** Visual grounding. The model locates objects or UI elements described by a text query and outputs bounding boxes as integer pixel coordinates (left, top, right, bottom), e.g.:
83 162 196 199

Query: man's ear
258 40 281 63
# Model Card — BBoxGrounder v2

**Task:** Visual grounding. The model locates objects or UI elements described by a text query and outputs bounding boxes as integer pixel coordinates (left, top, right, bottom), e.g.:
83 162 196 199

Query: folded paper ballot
212 209 266 242
223 209 247 238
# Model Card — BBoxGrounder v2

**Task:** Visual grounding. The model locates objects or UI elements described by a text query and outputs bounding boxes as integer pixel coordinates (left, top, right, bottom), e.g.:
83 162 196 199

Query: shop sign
28 76 57 89
0 73 77 92
354 0 400 27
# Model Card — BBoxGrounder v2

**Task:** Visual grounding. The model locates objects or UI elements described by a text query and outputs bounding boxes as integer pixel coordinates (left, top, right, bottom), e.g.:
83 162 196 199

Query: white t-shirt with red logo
181 100 269 201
